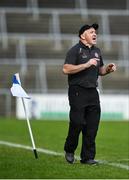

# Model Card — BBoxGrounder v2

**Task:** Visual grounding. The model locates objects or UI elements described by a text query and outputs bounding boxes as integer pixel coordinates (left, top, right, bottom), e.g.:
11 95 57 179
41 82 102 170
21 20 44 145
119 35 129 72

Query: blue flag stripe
12 75 20 85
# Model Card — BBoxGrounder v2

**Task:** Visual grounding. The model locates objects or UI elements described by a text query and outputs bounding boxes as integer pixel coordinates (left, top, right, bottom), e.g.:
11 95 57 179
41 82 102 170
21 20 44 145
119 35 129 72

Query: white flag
10 73 30 99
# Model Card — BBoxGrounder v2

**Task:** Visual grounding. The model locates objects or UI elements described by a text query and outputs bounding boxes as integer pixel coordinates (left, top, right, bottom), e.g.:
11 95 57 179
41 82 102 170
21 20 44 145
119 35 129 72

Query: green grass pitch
0 118 128 179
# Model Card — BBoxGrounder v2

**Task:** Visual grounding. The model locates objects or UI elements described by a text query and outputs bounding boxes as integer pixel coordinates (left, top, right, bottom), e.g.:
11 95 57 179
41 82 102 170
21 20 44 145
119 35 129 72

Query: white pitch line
0 140 129 171
0 140 64 156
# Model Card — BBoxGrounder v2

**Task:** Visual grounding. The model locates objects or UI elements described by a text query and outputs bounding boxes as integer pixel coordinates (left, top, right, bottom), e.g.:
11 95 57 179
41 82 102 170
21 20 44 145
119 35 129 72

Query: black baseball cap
78 23 99 37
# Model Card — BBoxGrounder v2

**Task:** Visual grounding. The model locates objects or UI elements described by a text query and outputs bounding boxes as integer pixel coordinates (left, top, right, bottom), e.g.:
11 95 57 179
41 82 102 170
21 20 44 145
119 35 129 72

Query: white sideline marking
0 140 129 171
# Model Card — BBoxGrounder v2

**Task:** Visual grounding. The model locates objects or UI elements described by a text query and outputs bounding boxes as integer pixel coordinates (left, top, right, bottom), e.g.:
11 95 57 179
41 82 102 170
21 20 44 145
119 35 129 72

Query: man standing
63 23 116 165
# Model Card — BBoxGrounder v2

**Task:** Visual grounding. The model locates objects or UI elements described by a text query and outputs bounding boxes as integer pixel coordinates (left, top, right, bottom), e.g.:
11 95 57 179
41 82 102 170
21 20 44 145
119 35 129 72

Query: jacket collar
79 41 95 50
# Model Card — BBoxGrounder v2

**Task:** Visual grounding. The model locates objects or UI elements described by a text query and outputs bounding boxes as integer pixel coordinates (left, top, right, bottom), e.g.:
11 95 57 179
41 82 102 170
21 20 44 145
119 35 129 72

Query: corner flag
10 73 30 99
10 73 38 159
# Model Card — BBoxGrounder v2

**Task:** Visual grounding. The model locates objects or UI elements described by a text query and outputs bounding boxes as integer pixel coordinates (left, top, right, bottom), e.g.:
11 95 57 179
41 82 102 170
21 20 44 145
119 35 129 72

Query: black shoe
81 159 98 165
65 152 75 164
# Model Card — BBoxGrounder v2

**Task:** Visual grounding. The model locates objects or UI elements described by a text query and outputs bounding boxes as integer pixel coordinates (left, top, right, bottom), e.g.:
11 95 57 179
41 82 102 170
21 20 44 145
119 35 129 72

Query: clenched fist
106 63 117 73
88 58 99 67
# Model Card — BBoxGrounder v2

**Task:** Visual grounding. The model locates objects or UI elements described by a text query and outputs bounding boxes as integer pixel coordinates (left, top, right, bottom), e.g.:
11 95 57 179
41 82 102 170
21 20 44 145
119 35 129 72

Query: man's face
81 28 97 45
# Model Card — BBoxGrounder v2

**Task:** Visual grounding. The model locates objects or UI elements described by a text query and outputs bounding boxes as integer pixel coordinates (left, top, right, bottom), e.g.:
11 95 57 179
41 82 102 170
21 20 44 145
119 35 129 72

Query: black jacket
64 41 104 88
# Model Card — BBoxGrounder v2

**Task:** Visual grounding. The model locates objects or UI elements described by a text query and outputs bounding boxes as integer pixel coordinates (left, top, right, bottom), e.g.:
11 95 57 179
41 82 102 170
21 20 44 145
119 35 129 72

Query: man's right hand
63 58 99 75
86 58 99 68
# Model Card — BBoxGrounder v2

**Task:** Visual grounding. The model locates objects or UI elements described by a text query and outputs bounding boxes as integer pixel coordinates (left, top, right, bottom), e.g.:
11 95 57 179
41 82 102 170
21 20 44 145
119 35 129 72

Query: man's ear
80 33 85 40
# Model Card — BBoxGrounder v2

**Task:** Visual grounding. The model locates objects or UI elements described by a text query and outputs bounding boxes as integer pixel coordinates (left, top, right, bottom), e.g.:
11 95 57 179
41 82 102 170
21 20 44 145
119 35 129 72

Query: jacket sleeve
64 47 78 65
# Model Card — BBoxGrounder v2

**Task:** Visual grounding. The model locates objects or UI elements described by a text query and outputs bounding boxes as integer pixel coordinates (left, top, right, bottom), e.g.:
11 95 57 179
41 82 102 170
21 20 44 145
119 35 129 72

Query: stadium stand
0 0 129 116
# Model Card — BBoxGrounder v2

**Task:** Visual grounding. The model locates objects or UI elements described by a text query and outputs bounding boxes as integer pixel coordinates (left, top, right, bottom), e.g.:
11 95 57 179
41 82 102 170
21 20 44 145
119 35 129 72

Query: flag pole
21 98 38 159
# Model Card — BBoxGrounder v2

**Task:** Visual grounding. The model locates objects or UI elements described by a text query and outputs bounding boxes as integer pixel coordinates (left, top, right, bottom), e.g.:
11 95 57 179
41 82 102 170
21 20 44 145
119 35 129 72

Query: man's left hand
106 63 117 73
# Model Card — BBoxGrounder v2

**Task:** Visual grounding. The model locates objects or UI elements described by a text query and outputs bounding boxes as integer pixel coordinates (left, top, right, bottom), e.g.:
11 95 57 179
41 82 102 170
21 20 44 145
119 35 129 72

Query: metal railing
0 33 129 93
0 33 128 63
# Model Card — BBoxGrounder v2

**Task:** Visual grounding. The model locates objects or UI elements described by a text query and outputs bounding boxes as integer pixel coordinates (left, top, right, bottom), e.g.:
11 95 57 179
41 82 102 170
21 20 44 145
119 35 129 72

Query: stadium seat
0 0 27 7
86 0 127 10
109 15 129 35
6 12 51 33
38 0 76 9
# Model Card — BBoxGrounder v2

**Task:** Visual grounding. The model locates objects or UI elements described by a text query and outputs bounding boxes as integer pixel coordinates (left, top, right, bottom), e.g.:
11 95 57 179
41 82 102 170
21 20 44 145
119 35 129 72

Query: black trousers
64 86 101 161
